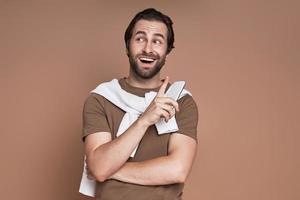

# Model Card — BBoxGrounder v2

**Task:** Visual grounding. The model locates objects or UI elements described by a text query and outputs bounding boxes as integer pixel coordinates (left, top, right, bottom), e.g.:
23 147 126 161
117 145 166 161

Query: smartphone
165 81 186 100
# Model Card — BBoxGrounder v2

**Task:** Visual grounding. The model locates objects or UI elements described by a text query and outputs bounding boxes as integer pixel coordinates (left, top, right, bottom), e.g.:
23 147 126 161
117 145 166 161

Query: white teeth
140 57 154 62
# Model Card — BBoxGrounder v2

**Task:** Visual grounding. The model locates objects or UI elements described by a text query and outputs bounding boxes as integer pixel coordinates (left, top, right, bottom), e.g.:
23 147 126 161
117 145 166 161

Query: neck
126 71 162 89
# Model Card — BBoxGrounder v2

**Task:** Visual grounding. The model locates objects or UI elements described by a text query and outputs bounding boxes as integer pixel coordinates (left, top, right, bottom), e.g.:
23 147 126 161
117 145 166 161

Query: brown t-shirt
82 78 198 200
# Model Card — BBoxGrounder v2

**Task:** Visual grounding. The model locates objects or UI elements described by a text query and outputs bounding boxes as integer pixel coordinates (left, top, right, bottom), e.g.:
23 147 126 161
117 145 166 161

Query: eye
153 39 162 45
136 37 145 42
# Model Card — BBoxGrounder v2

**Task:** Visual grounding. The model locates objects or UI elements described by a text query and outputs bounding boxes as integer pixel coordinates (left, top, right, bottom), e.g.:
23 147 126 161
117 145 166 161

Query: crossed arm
110 133 197 185
85 130 197 185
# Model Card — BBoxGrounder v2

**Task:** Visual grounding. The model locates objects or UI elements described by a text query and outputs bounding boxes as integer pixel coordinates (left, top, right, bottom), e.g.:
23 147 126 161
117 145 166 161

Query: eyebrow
135 31 165 39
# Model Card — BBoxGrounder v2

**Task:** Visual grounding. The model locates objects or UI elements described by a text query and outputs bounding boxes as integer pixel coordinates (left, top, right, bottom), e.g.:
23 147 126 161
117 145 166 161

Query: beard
128 51 166 79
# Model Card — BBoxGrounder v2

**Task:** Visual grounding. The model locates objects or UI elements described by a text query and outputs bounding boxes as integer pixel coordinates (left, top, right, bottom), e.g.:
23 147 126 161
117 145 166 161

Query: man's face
128 19 168 79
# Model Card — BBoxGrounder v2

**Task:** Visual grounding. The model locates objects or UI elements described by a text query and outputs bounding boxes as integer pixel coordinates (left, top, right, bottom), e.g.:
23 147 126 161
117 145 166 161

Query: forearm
87 118 149 181
110 155 185 185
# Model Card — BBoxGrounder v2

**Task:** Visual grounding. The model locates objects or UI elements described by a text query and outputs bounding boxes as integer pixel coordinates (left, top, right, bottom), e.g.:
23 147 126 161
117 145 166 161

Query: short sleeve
175 95 199 142
82 93 111 142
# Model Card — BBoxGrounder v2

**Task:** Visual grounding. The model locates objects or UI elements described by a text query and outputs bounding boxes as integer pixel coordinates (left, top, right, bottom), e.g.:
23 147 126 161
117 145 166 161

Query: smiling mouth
139 57 156 64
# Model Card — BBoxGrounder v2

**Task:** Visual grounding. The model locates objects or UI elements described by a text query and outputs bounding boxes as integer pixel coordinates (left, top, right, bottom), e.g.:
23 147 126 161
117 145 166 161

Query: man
82 8 198 200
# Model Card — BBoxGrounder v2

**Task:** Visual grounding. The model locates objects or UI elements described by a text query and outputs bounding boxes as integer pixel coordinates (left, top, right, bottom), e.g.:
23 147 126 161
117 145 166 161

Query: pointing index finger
157 76 169 97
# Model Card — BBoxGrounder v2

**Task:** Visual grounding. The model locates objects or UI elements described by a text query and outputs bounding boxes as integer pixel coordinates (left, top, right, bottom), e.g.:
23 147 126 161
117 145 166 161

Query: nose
143 40 153 53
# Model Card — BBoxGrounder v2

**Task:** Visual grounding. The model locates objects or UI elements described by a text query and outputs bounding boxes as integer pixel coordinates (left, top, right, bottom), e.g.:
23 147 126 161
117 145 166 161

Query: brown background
0 0 299 200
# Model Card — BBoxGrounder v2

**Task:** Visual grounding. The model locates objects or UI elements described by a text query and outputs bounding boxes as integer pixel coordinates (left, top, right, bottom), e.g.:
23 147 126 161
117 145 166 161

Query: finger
160 109 171 122
162 107 175 120
156 102 176 119
158 103 175 115
169 107 176 118
156 97 179 112
157 76 169 97
167 106 176 119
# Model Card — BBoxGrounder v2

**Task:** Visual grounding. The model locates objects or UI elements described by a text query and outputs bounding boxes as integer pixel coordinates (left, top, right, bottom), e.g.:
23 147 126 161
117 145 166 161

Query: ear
166 50 170 58
165 47 171 56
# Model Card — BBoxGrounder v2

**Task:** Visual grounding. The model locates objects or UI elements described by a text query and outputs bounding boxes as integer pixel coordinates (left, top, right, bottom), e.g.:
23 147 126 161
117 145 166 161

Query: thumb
157 76 169 96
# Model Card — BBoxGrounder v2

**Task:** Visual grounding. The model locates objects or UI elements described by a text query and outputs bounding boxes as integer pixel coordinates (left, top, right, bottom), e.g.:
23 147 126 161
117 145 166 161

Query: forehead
132 19 168 38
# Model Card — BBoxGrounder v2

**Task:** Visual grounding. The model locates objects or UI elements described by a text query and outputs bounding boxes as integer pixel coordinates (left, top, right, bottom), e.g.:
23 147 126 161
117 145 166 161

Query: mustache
137 53 160 59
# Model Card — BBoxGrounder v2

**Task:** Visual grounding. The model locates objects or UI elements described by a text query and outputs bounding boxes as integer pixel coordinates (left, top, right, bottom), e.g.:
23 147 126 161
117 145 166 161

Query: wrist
110 169 123 181
109 172 117 180
136 116 151 130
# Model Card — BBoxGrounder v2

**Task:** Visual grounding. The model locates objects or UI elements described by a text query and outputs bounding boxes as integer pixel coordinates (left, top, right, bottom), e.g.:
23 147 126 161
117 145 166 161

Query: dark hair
124 8 175 54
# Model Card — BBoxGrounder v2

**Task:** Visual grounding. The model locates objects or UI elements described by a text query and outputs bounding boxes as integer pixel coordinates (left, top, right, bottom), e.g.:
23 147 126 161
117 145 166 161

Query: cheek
154 46 168 57
129 42 142 54
153 42 168 53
